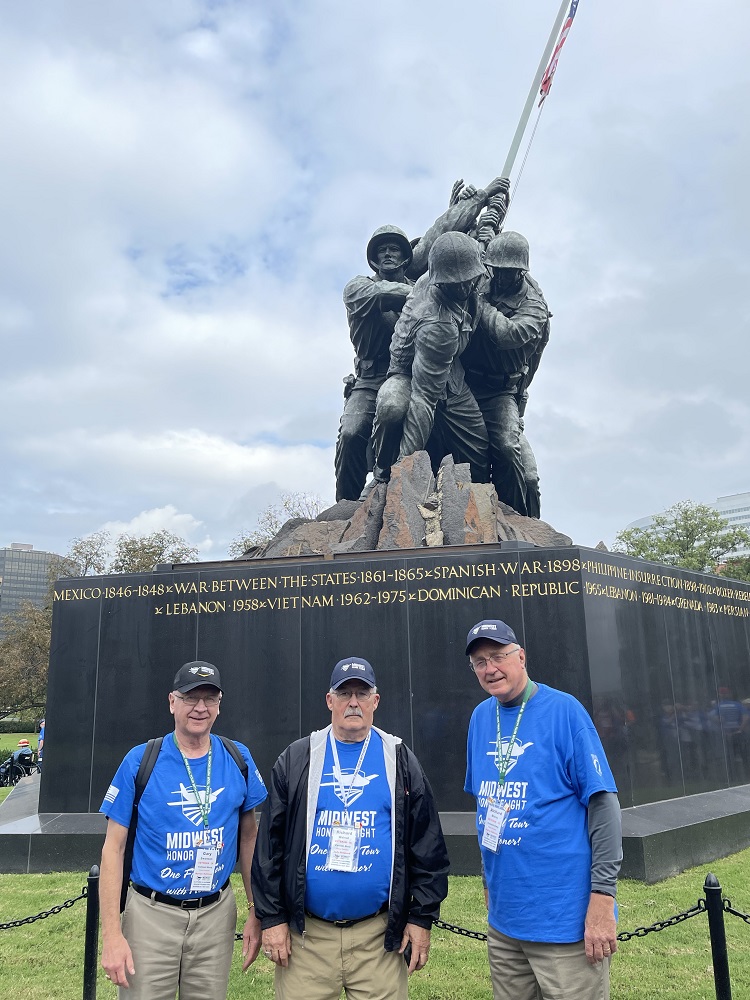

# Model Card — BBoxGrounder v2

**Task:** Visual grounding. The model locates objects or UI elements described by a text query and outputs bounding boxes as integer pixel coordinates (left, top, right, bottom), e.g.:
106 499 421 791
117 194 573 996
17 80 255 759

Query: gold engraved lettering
415 585 503 602
266 596 300 610
432 563 500 580
498 562 518 575
584 582 638 601
53 587 103 601
165 601 226 615
520 561 545 575
515 581 582 598
301 595 334 608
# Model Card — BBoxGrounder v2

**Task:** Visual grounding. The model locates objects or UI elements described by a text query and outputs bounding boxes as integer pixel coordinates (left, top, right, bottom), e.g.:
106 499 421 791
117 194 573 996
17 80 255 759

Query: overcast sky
1 0 748 561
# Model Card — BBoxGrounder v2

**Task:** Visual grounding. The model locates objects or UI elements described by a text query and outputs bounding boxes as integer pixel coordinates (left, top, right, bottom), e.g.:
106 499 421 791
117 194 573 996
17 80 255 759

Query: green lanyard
494 679 534 794
173 733 213 830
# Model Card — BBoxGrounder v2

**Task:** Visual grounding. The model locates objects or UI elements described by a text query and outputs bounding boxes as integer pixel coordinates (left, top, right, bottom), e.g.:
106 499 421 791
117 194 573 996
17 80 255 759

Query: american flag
538 0 580 105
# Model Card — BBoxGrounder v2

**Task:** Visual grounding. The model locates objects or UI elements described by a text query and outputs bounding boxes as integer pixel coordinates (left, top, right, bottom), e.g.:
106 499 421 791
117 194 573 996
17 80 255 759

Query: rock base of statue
239 452 571 560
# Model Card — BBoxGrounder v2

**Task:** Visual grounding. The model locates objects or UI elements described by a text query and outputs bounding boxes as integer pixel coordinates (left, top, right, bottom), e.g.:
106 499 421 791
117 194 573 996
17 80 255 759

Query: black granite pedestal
3 541 749 878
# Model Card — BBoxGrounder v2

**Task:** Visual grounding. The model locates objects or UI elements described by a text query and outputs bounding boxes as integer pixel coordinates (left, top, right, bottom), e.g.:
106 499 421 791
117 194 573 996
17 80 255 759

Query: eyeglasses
470 647 520 672
332 688 375 701
174 693 221 707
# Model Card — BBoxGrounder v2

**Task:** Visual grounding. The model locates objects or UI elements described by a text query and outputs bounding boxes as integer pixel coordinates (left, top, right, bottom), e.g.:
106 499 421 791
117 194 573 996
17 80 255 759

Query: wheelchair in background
0 747 39 786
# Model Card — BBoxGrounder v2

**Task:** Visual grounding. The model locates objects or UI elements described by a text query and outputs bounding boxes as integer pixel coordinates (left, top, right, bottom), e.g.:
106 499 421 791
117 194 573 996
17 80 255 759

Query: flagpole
501 0 570 178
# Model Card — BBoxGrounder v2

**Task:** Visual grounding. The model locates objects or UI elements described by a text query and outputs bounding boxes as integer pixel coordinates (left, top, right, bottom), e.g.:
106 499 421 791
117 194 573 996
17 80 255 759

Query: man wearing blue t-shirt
464 619 622 1000
252 656 449 1000
99 661 267 999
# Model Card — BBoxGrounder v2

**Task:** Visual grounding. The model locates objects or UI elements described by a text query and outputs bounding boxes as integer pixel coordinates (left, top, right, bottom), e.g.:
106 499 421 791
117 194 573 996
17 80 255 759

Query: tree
716 556 750 583
110 530 199 574
613 501 750 573
0 601 52 718
228 491 326 556
50 529 111 579
0 528 199 714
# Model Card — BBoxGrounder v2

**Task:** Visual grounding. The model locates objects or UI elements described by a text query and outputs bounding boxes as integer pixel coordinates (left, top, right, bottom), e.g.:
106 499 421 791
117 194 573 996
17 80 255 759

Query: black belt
305 902 388 928
131 878 230 910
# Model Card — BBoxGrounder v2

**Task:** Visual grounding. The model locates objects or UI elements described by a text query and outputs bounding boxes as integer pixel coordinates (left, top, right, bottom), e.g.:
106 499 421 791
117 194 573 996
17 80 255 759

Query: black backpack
120 735 248 912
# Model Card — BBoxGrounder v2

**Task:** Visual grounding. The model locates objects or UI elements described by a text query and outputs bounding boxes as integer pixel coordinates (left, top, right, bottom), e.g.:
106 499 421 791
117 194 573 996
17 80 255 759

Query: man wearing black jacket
252 657 449 1000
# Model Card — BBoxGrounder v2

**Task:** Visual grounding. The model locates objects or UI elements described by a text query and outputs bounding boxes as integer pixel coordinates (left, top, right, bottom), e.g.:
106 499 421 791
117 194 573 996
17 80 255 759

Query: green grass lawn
2 853 750 1000
0 733 37 758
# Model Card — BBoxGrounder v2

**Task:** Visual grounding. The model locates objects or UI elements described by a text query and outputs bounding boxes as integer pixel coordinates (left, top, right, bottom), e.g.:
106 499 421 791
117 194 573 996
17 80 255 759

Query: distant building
624 492 750 559
0 543 62 640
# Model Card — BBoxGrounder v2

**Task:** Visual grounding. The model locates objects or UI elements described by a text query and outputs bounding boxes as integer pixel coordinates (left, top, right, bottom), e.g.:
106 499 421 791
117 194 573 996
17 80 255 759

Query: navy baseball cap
466 620 518 655
330 657 377 690
173 661 223 693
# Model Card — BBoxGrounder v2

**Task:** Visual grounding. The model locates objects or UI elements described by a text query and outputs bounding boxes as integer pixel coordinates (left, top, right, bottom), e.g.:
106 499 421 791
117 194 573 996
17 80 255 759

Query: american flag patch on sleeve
104 784 119 804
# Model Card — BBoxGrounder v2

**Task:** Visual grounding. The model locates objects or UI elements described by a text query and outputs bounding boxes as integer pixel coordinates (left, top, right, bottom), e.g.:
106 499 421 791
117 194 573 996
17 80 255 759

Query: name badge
481 800 510 853
326 824 361 872
190 848 218 892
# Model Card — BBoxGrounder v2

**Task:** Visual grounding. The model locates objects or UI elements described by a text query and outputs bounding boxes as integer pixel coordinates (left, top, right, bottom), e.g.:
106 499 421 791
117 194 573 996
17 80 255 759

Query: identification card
481 800 510 853
190 847 218 892
326 824 361 872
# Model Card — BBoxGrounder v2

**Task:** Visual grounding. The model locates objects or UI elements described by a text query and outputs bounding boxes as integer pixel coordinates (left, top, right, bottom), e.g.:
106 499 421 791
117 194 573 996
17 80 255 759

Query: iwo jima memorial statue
5 5 750 885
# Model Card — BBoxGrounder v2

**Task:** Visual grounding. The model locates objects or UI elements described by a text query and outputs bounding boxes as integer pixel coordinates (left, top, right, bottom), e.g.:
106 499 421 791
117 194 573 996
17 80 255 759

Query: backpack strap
120 736 163 913
217 736 249 862
217 735 248 780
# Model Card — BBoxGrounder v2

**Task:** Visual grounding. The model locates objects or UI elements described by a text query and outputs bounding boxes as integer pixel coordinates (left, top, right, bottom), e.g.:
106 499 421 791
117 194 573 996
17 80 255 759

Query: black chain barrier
723 898 750 925
0 885 88 931
434 917 488 941
617 899 706 941
4 869 750 1000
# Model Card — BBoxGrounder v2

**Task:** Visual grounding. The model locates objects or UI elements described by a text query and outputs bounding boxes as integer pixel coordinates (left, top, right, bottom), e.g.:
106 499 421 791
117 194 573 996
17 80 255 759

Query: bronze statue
334 176 510 501
379 232 490 486
462 231 550 517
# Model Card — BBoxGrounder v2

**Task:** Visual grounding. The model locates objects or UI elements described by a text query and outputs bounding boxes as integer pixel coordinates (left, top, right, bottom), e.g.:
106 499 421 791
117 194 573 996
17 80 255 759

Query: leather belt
132 878 230 910
305 902 388 928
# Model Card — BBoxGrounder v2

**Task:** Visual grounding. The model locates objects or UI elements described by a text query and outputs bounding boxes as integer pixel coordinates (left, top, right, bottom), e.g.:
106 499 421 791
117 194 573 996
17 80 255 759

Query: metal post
83 864 100 1000
704 873 732 1000
501 0 570 178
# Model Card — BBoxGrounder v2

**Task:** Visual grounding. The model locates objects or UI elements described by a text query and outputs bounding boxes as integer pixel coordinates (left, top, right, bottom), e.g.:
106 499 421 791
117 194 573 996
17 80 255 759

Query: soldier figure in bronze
462 232 550 517
335 177 511 501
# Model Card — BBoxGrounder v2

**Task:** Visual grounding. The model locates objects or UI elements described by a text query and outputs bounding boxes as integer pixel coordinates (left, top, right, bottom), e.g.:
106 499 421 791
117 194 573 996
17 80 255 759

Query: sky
1 0 748 561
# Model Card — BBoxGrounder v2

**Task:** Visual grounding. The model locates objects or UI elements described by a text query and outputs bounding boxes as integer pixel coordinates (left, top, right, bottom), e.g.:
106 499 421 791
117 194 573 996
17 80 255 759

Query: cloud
0 0 748 562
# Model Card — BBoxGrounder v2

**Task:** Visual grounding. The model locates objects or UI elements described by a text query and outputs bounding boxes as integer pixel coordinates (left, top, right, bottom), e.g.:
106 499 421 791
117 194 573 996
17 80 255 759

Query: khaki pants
276 911 407 1000
120 885 237 1000
487 925 610 1000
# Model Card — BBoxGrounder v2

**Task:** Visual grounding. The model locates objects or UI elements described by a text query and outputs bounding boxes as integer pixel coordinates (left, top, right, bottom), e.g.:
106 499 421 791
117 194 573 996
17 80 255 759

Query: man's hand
584 893 618 965
484 176 511 200
241 910 262 971
102 931 136 988
399 923 431 974
449 178 465 206
477 225 496 246
261 924 292 967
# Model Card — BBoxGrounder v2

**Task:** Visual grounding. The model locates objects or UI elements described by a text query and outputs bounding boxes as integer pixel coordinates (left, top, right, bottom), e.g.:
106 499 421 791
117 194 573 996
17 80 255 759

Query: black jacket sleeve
251 751 292 929
402 745 450 928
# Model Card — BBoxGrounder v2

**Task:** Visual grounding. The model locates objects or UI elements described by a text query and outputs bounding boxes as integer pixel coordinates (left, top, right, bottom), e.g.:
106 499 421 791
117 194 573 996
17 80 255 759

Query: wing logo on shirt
167 784 225 825
487 738 534 775
320 765 379 806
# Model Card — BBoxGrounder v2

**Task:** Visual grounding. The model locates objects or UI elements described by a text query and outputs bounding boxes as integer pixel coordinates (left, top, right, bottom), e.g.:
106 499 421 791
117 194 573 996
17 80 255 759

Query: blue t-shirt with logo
305 731 392 920
465 684 617 943
100 733 267 898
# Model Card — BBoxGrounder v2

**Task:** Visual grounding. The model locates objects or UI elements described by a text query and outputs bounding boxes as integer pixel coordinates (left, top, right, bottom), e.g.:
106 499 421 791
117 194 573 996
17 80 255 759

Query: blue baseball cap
466 620 518 655
330 657 377 690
